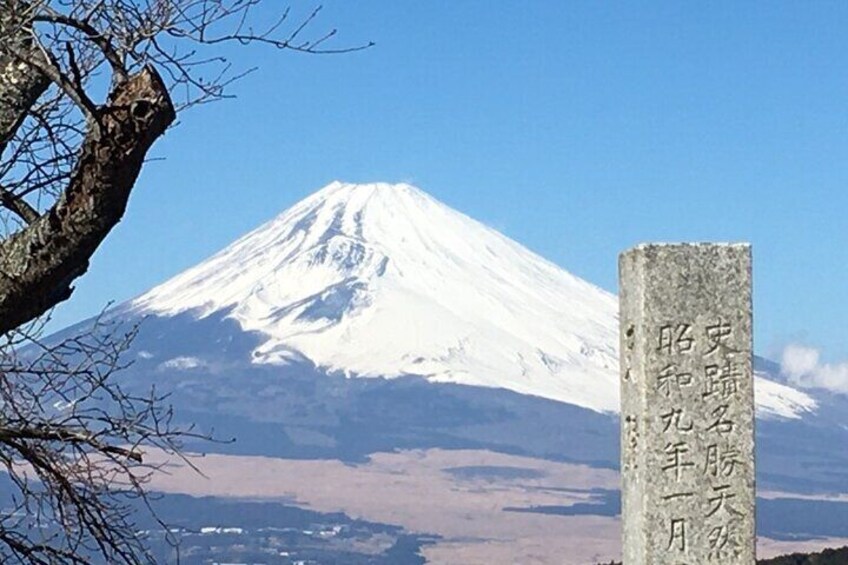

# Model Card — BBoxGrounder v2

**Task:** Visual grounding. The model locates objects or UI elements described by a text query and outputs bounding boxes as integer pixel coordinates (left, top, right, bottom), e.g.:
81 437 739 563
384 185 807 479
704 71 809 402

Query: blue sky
49 2 847 364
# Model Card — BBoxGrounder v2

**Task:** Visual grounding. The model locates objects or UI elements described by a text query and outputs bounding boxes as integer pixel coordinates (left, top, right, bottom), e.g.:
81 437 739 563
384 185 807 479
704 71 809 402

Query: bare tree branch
0 314 215 564
0 2 369 562
32 8 128 82
0 184 39 224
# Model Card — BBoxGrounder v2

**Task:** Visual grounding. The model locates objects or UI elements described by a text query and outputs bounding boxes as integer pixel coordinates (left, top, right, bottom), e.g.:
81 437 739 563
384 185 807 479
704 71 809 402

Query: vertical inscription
620 244 754 564
651 316 748 561
667 518 687 552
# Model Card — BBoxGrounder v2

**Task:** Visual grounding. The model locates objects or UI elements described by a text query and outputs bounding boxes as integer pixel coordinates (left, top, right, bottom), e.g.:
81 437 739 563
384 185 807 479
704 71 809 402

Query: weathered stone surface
619 243 755 564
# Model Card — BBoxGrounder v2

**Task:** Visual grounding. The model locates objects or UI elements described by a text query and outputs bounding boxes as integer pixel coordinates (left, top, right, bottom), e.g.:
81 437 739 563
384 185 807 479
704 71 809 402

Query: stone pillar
619 243 755 564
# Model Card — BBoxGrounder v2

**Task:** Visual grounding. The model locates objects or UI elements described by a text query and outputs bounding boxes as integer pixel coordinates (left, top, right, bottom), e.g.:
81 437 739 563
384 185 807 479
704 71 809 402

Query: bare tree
0 1 369 562
0 314 196 563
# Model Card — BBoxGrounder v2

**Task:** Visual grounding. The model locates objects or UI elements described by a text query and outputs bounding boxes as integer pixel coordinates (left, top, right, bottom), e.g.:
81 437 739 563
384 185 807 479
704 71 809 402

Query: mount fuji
131 181 620 411
126 181 811 419
46 182 848 556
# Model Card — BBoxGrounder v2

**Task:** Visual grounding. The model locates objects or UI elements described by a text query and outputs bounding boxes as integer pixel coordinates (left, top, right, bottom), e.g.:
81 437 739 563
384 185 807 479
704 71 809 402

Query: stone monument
619 243 755 564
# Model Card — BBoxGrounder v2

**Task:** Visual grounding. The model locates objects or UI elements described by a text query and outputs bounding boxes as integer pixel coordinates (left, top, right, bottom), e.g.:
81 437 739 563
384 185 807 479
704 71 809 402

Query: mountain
41 182 848 562
131 181 620 411
128 181 812 419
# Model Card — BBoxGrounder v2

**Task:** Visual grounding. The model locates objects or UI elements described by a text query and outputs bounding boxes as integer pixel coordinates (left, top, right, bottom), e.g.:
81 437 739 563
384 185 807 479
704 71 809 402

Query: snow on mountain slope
131 181 814 417
754 371 817 419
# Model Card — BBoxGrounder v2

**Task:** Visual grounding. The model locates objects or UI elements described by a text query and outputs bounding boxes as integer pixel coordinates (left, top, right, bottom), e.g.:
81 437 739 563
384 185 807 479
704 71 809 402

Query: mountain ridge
127 181 813 417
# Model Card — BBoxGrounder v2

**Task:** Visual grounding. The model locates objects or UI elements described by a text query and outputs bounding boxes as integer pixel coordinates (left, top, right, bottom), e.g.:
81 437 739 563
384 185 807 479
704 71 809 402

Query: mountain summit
133 182 620 410
131 181 812 416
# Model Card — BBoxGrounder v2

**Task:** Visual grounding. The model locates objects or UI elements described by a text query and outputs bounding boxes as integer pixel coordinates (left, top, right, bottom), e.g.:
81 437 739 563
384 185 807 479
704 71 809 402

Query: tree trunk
0 66 175 335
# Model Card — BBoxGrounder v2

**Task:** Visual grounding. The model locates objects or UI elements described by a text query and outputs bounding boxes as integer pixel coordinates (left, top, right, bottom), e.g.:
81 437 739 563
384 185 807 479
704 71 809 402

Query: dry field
144 448 848 564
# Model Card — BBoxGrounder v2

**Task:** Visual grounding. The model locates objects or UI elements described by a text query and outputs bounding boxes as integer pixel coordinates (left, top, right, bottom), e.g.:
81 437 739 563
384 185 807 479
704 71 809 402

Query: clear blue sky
49 1 848 363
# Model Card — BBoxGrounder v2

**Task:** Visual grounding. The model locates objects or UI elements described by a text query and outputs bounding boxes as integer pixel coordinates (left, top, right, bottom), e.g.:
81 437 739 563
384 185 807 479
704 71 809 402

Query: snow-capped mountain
130 181 814 418
38 179 848 506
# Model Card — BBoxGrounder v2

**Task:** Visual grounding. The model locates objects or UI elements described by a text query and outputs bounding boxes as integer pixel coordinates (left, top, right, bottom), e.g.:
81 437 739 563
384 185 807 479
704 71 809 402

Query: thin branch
32 9 128 82
0 185 39 224
0 425 144 463
8 38 100 124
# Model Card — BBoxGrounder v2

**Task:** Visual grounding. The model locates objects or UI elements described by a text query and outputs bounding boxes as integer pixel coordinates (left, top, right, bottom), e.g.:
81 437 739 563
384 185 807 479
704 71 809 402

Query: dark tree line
597 545 848 565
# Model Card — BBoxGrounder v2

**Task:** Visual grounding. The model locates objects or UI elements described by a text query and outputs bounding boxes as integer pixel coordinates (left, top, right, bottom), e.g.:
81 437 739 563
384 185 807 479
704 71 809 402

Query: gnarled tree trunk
0 31 175 334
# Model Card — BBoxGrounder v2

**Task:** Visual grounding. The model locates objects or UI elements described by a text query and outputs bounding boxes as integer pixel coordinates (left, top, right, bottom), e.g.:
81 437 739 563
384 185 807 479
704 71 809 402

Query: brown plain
144 448 848 564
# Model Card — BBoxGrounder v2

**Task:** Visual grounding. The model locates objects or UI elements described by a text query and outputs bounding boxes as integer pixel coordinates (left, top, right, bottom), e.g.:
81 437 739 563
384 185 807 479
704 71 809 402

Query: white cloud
781 344 820 378
781 344 848 394
158 356 207 371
